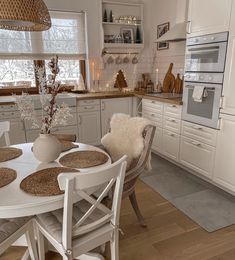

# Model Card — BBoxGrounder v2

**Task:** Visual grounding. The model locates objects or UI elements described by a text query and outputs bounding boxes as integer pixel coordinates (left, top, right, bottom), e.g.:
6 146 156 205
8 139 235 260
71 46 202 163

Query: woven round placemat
0 168 17 188
20 167 79 196
0 148 22 163
61 141 79 152
59 150 109 168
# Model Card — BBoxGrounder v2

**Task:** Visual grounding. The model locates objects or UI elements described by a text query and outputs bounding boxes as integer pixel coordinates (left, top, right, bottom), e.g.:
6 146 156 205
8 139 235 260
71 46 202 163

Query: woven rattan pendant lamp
0 0 51 31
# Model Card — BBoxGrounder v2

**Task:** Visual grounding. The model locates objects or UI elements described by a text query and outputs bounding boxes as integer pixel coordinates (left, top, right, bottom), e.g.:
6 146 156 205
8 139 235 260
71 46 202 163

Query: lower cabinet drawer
182 121 218 147
142 99 164 114
163 116 181 134
164 103 182 119
162 130 180 161
180 136 215 179
142 110 163 128
77 104 100 113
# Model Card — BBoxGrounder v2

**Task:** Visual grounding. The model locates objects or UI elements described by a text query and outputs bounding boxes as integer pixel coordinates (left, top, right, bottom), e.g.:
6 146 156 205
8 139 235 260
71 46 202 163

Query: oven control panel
184 73 224 84
187 32 228 46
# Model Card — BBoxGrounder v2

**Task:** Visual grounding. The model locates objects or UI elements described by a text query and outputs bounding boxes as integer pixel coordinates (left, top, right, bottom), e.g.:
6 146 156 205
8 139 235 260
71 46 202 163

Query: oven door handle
185 85 215 91
187 46 220 54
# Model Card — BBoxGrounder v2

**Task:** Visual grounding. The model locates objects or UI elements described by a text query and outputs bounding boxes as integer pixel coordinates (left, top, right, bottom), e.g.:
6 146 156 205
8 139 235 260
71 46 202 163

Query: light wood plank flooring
2 180 235 260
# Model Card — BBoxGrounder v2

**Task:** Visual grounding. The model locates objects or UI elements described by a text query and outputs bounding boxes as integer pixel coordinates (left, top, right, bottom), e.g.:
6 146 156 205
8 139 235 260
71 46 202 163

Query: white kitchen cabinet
101 97 132 136
162 130 180 162
187 0 232 37
213 115 235 192
180 136 215 179
77 111 101 145
142 110 163 128
221 6 235 115
77 100 101 145
181 121 218 147
163 116 181 134
164 104 182 119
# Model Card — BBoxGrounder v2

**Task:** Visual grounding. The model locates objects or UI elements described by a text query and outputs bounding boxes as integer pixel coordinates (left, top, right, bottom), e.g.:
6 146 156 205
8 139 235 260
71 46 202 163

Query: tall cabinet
213 115 235 192
187 0 233 37
213 4 235 193
221 2 235 115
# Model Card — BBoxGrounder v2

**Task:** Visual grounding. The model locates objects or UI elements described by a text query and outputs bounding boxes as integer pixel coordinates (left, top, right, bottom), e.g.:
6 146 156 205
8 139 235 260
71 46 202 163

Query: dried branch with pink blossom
16 56 72 134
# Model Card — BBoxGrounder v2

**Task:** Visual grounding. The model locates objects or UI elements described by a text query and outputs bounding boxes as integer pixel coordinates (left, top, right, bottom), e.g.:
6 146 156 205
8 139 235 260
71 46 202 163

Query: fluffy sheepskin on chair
101 113 150 169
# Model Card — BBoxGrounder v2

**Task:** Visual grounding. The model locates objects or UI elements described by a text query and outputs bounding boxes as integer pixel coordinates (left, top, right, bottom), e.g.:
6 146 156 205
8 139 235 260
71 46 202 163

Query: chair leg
25 224 39 260
110 230 119 260
35 227 45 260
129 191 147 227
63 254 73 260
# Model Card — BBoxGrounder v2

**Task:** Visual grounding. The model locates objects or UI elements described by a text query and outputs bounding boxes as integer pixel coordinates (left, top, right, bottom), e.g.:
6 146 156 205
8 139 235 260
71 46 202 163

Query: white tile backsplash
91 42 186 91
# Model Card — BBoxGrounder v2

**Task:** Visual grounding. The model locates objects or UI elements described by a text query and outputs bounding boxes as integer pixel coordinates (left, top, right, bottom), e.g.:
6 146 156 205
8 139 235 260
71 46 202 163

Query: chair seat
0 217 31 244
37 200 108 243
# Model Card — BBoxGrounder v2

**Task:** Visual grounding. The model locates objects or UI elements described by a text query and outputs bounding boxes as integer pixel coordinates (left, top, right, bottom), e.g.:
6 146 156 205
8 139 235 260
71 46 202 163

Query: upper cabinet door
188 0 233 37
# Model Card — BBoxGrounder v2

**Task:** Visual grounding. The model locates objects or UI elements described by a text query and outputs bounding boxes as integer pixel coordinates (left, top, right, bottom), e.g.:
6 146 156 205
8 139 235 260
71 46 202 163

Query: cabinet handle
191 141 201 147
151 101 155 104
78 115 82 124
151 114 155 117
170 105 177 108
84 106 95 110
192 125 203 130
101 102 105 111
186 21 191 34
168 119 176 123
220 96 225 109
168 133 175 137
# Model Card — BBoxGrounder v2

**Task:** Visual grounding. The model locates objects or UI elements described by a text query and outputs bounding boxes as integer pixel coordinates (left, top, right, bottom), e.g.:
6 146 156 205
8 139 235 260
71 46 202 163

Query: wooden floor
2 180 235 260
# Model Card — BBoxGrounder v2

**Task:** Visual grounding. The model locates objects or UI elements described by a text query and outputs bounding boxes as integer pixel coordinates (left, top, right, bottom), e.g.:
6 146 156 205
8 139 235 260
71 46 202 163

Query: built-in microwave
185 32 228 73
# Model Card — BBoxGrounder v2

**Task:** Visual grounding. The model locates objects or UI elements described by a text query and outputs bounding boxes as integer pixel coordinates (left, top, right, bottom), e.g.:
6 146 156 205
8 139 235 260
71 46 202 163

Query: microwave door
185 42 227 72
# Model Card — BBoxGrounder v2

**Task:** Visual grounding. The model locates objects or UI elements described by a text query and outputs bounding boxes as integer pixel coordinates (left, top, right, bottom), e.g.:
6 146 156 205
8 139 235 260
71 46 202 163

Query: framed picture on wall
157 22 170 50
121 28 134 44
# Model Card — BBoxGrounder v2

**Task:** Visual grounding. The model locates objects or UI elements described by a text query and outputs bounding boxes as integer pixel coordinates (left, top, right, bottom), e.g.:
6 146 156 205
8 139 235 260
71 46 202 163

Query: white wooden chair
0 121 10 146
0 218 38 260
36 156 127 260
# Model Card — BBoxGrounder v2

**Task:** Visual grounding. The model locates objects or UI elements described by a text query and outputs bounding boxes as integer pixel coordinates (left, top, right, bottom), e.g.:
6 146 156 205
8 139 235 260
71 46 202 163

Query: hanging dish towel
192 85 207 102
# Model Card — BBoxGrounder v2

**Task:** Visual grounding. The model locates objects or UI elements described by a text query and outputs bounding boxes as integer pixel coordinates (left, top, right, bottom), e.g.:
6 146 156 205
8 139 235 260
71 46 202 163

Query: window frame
0 59 87 96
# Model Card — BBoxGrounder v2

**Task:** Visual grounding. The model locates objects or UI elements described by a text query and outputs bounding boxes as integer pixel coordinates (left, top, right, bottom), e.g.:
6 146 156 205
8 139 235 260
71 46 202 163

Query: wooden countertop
0 91 183 106
135 93 183 105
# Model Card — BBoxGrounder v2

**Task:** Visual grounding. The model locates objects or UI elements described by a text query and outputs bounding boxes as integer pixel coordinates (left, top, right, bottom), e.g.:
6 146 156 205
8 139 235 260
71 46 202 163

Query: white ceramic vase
33 134 62 163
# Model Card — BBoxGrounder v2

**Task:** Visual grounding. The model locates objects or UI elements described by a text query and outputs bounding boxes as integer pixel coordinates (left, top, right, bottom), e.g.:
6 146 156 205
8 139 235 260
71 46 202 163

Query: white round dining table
0 143 111 219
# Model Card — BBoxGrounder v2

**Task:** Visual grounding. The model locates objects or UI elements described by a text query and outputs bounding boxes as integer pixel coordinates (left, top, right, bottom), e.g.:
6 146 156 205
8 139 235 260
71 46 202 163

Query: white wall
149 0 186 84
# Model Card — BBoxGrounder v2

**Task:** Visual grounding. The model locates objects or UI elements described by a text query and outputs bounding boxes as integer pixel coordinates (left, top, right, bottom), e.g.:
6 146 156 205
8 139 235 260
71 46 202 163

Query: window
0 11 86 92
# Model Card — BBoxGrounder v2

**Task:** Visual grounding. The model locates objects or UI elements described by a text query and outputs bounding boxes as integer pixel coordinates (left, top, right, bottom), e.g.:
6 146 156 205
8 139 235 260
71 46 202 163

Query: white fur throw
101 113 150 169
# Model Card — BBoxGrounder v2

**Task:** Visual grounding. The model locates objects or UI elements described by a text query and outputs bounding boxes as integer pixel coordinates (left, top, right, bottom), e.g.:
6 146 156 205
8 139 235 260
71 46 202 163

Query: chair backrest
125 124 156 182
58 155 127 251
0 121 10 146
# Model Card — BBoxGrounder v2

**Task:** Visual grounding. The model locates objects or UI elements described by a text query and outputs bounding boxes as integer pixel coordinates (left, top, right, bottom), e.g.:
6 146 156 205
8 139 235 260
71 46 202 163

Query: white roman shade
0 11 86 60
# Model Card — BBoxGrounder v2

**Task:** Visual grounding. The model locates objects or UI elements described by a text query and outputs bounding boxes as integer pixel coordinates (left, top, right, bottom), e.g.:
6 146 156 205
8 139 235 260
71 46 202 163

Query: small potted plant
16 56 72 163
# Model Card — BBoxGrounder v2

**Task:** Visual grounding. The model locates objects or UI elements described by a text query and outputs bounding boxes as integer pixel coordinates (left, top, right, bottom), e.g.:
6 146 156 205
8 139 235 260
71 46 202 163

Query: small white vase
33 134 62 163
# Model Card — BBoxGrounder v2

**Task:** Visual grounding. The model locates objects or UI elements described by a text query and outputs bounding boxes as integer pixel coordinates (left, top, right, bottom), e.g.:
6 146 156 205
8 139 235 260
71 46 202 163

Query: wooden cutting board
162 63 175 93
174 73 183 94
